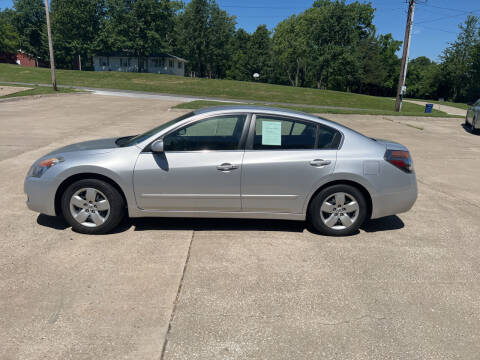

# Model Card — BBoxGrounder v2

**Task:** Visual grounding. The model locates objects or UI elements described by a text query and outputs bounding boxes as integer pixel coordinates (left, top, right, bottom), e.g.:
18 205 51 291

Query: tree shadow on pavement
37 213 404 235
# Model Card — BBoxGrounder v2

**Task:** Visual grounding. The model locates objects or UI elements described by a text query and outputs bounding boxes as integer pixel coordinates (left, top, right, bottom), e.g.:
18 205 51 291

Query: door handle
217 163 239 171
310 159 331 167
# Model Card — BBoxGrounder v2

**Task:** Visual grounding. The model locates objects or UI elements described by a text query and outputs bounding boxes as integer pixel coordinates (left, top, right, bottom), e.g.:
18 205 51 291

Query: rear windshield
118 112 193 147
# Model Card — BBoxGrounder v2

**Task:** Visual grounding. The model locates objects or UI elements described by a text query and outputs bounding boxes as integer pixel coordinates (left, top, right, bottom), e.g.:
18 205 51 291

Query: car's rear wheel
308 184 367 236
61 179 125 234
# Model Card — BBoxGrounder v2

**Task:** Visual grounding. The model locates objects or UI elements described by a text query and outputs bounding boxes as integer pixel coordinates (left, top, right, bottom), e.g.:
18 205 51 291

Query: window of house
168 59 174 68
120 58 130 67
99 57 109 66
163 115 247 151
178 61 183 69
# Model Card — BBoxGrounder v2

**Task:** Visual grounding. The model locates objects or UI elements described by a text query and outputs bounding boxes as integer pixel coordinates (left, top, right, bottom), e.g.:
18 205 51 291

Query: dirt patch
0 85 32 97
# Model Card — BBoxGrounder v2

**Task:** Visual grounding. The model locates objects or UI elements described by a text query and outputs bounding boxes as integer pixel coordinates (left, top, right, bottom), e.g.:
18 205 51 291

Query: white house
93 53 187 76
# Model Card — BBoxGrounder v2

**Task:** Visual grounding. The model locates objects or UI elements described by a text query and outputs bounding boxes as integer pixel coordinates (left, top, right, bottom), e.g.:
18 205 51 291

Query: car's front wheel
61 179 125 234
308 184 367 236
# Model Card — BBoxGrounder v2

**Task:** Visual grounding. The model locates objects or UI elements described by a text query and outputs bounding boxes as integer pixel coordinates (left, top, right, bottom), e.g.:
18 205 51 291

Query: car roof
192 105 343 127
193 105 314 118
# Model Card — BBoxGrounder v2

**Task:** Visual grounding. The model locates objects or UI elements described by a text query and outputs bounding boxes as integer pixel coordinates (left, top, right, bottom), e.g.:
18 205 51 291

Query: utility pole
44 0 57 91
395 0 416 112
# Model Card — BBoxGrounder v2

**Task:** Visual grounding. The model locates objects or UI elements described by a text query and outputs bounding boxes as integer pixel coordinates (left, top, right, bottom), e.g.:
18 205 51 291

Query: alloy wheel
69 187 110 227
320 192 359 230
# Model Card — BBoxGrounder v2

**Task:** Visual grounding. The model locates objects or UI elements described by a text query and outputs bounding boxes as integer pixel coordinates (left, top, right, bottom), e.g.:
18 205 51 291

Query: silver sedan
466 98 480 133
25 106 417 236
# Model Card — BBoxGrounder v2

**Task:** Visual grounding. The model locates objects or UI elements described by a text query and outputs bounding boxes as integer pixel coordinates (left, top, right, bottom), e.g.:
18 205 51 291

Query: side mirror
151 139 164 153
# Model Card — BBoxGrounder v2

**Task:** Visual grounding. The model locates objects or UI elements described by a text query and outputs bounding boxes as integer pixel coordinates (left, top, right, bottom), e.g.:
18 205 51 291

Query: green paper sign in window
261 121 282 145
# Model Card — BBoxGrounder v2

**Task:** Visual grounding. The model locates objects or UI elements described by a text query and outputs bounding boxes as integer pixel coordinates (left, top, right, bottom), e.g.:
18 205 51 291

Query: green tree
0 10 20 54
406 56 441 99
175 0 235 78
273 0 376 90
227 26 273 82
95 0 177 69
439 15 480 101
247 25 272 82
376 33 402 94
273 15 308 87
308 0 375 91
51 0 105 69
12 0 46 59
469 41 480 100
355 33 401 96
226 28 251 80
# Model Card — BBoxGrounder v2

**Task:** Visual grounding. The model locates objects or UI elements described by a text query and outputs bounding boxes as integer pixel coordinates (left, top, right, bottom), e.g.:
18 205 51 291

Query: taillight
385 150 413 173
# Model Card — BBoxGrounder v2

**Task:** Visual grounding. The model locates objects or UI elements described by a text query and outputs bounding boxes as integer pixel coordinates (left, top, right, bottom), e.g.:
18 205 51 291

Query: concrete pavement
1 93 479 359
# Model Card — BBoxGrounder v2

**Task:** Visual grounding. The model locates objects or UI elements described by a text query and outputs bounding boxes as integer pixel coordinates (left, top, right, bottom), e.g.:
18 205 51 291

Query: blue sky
1 0 479 61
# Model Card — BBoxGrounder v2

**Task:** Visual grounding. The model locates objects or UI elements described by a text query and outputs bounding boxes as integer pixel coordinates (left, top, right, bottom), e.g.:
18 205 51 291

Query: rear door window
253 116 316 150
252 115 341 150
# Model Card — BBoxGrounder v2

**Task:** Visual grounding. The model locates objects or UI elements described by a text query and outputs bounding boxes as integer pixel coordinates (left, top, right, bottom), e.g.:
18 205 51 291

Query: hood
46 137 118 156
372 138 408 151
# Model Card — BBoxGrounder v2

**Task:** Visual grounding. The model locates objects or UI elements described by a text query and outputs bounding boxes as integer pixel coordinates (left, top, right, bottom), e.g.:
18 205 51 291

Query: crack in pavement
160 230 195 360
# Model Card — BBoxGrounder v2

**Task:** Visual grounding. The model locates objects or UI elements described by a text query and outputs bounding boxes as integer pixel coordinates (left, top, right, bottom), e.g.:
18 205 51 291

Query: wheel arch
305 180 373 220
54 173 128 216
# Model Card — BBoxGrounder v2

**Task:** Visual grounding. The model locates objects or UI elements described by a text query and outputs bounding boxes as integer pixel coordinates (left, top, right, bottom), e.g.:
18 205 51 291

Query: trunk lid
372 138 409 151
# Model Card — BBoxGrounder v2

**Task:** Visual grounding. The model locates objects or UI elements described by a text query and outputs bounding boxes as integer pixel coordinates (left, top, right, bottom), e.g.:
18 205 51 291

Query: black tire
472 117 478 134
61 179 125 234
308 184 367 236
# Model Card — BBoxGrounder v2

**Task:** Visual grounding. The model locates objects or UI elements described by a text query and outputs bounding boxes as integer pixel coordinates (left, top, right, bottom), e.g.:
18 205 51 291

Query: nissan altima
25 106 417 236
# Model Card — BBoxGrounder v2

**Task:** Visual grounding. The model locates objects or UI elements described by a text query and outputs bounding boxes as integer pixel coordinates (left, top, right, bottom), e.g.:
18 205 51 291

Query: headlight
27 157 64 178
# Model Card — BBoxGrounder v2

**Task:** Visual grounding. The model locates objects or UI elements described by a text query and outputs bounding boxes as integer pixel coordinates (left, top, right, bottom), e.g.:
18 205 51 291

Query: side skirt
128 208 305 221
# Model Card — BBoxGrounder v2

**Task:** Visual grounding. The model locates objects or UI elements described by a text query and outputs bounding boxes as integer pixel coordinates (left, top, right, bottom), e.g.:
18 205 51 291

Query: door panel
133 113 248 212
241 150 336 213
134 151 244 211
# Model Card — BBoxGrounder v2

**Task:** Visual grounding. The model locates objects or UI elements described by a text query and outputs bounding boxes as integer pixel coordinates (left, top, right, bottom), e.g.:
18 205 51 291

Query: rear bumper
370 176 418 219
24 176 57 216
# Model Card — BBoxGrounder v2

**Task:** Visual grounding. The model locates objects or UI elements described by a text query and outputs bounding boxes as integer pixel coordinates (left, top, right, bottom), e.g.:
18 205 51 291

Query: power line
417 3 473 13
416 9 480 25
419 25 460 34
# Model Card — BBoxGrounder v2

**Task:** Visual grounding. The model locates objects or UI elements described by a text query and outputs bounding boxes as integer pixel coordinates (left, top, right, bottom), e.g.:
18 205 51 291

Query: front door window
163 115 247 151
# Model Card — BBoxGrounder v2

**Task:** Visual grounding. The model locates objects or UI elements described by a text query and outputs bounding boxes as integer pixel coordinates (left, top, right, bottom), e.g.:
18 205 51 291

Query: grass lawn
0 63 456 116
174 100 461 118
0 83 76 99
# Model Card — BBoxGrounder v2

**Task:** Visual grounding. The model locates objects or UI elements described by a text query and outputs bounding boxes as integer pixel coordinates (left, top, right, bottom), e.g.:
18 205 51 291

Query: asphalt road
1 93 479 360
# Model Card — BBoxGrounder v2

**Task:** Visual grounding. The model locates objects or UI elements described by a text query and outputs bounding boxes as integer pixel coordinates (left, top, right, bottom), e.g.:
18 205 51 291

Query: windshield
118 112 194 147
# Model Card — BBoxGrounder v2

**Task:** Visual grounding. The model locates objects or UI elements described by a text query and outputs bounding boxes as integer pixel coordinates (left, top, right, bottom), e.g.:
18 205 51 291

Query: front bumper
24 176 57 216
